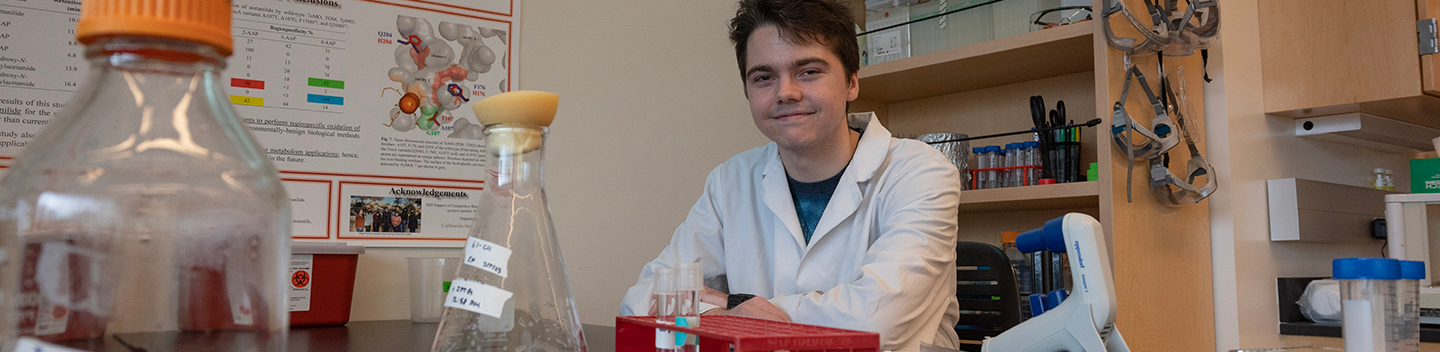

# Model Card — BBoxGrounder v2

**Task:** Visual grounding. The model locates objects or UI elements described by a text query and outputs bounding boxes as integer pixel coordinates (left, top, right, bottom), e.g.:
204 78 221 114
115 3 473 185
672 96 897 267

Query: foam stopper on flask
471 90 559 155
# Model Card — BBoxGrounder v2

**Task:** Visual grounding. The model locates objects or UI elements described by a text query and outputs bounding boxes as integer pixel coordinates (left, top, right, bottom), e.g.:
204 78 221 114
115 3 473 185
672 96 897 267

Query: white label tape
464 237 512 278
655 328 675 349
443 278 513 318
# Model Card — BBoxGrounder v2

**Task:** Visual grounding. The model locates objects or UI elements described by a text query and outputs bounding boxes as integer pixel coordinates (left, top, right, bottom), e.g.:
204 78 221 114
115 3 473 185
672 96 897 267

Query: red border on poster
282 178 333 239
281 170 485 185
336 180 483 241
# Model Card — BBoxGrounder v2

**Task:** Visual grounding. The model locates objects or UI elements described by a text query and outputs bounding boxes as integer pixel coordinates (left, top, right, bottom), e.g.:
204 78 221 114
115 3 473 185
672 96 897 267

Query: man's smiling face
743 25 859 153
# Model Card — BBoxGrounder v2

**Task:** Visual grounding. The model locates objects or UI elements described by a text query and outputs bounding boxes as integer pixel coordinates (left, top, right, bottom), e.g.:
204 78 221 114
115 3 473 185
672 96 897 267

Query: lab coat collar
847 112 891 183
760 111 892 250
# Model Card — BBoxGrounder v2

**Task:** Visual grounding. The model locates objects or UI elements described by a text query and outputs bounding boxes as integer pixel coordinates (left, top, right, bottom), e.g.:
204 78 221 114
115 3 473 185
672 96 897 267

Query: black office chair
953 241 1022 352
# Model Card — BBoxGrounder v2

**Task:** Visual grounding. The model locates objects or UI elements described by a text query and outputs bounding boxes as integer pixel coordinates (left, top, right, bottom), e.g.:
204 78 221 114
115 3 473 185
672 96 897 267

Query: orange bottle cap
1001 231 1021 244
77 0 233 56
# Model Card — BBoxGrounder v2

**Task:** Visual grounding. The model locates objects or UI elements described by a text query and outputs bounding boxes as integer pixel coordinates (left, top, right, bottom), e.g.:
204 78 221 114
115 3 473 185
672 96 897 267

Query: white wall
349 0 772 326
1205 2 1416 350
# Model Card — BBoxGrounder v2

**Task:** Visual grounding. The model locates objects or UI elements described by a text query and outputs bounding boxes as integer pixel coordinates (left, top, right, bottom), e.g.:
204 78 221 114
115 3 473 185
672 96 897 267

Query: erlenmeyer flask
431 92 585 352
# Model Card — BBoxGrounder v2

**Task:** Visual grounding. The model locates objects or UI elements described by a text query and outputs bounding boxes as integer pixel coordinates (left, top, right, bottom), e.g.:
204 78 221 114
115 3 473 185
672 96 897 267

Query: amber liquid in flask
430 123 586 352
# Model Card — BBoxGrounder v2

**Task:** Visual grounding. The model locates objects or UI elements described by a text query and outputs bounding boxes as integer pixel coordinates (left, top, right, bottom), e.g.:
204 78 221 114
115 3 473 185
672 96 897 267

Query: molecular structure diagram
383 15 506 140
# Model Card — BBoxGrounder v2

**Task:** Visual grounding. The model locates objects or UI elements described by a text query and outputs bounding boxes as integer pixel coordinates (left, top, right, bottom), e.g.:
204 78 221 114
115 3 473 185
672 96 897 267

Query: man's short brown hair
728 0 860 81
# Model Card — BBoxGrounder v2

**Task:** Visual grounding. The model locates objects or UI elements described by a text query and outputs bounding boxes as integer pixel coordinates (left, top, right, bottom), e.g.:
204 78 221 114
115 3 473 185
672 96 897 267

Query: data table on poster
227 18 347 115
0 0 84 145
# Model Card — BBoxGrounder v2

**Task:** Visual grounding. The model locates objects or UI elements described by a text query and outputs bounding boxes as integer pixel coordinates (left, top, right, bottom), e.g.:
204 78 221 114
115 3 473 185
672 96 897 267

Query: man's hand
701 297 791 322
701 286 728 308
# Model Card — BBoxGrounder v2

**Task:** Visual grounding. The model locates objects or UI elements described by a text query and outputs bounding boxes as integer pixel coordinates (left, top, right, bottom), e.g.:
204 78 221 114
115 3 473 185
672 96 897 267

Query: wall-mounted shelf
857 23 1093 103
958 181 1099 213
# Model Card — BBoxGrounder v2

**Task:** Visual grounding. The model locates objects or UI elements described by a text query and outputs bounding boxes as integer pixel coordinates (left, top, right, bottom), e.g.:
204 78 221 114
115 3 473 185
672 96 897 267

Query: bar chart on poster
0 0 518 246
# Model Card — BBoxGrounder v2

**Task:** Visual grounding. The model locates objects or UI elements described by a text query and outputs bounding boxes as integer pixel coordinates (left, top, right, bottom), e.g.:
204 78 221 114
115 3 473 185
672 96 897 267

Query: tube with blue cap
981 213 1129 352
1334 258 1403 352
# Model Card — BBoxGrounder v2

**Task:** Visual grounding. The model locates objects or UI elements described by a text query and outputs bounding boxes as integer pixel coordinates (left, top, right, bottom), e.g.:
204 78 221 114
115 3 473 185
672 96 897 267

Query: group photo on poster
349 195 422 233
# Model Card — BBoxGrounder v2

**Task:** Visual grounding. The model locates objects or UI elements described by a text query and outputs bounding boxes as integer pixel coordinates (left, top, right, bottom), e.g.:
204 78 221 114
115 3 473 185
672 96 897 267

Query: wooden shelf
857 23 1094 103
957 181 1099 213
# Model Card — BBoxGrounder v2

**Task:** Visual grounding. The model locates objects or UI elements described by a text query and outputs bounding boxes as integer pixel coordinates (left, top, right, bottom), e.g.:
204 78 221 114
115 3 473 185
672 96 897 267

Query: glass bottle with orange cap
0 0 291 350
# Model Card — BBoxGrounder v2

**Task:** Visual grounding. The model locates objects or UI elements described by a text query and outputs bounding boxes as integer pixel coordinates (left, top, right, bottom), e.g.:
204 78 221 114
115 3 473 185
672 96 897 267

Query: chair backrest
953 241 1021 352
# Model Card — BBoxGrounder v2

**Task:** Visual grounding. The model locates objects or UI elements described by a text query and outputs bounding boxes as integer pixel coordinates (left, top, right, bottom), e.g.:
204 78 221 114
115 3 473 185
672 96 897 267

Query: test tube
1014 143 1027 186
653 268 678 352
1025 141 1040 186
973 147 987 190
987 146 1002 189
676 263 703 352
1003 143 1017 188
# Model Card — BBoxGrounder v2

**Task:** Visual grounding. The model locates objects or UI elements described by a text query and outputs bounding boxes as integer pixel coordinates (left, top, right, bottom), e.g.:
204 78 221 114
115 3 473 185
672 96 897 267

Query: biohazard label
33 298 68 336
289 254 314 312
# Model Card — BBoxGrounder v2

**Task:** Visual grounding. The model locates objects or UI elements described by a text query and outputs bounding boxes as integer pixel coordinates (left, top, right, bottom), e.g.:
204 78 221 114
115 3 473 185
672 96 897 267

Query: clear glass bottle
0 27 289 352
430 122 586 352
1000 231 1033 319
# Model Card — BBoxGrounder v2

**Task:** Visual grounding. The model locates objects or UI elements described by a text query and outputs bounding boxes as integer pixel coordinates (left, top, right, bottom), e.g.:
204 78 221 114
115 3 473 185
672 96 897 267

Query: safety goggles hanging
1148 67 1216 206
1101 0 1219 56
1112 60 1179 203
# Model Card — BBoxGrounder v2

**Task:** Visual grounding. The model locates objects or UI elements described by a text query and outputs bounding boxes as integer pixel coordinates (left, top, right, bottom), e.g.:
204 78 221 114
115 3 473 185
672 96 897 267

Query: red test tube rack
615 316 879 352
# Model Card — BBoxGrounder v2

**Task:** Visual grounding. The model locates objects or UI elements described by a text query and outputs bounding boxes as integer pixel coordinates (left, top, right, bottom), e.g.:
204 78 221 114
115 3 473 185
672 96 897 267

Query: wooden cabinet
1260 0 1440 129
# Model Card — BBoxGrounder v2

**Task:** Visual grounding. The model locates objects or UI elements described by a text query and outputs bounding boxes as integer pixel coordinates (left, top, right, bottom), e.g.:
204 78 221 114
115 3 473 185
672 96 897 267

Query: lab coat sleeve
768 153 961 351
620 170 729 316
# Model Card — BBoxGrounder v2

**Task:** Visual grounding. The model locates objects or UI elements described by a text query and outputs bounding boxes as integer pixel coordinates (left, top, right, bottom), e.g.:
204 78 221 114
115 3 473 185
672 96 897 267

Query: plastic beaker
408 257 462 323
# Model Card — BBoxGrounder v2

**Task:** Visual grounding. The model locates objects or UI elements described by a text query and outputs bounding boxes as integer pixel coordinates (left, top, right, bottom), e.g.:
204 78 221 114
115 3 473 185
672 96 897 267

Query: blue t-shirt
787 167 846 244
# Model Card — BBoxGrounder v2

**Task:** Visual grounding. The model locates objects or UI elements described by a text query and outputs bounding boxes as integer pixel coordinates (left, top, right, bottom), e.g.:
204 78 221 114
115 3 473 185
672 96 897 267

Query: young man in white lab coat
619 0 962 350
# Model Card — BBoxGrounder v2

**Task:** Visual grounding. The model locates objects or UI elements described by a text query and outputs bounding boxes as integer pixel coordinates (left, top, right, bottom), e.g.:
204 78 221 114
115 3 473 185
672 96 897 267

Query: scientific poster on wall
0 0 517 247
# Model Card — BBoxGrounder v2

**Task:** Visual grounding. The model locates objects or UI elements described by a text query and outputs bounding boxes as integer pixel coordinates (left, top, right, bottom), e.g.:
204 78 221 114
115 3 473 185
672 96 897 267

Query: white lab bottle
653 268 678 352
1335 257 1403 352
1400 261 1424 352
974 147 990 189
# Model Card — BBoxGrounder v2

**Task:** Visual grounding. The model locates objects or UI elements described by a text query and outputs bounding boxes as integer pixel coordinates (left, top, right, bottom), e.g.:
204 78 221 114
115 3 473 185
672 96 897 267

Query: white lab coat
620 112 962 352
